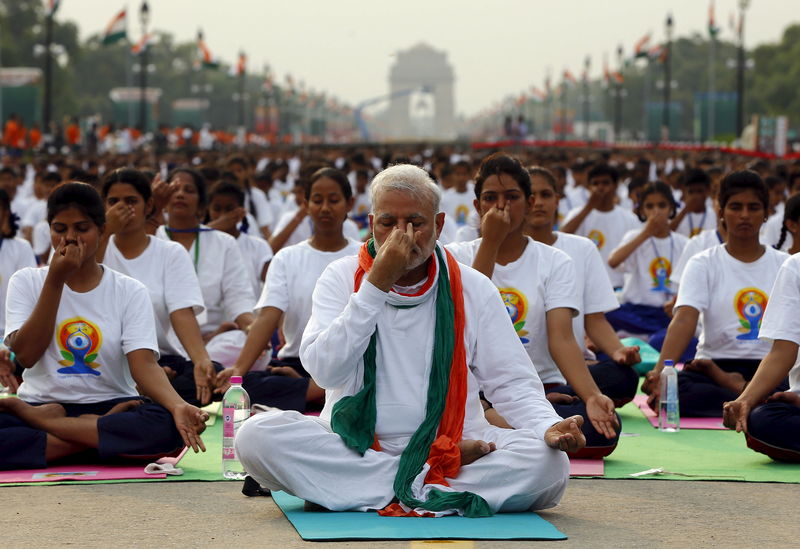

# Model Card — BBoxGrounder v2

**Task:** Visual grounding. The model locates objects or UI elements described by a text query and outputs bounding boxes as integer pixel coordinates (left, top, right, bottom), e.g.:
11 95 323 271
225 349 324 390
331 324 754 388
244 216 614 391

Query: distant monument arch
386 43 456 140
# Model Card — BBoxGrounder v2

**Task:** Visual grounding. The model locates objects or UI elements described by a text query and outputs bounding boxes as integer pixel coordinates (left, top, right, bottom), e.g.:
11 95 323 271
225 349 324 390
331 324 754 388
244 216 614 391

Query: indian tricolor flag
131 33 156 55
708 0 720 38
563 69 578 86
102 9 127 45
198 38 219 69
634 33 651 59
46 0 60 17
236 52 247 76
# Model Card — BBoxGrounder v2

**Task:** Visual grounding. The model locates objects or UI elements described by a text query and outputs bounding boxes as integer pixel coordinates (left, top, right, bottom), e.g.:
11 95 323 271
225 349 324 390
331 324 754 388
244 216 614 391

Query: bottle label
223 407 235 438
223 447 235 460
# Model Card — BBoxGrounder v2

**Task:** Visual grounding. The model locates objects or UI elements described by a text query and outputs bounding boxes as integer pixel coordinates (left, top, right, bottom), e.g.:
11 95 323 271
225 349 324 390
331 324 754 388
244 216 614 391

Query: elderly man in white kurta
235 164 585 517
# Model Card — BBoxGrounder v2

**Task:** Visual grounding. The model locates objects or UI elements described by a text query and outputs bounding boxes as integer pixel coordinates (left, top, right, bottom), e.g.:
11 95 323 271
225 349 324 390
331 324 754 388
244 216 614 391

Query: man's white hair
370 164 442 214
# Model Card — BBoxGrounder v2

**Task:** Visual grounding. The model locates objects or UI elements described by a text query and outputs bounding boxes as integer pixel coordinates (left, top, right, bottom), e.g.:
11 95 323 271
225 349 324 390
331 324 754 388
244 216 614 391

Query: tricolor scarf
330 240 492 518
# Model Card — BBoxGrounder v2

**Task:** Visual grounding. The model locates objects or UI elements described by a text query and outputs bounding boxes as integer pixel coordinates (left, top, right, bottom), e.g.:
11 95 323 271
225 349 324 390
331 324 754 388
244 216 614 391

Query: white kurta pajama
235 248 569 515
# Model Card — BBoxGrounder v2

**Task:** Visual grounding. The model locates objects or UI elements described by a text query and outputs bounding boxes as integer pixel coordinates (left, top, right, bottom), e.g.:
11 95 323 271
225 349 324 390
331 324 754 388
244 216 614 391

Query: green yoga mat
272 490 567 541
599 403 800 483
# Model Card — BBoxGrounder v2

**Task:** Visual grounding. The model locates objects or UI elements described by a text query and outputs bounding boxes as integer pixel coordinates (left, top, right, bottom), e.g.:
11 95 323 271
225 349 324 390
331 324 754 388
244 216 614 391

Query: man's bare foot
104 399 143 416
684 359 746 394
459 439 497 466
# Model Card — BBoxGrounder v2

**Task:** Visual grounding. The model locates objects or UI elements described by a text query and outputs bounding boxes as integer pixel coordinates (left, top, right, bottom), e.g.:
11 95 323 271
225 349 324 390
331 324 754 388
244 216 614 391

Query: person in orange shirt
65 117 81 152
3 114 21 151
27 123 42 150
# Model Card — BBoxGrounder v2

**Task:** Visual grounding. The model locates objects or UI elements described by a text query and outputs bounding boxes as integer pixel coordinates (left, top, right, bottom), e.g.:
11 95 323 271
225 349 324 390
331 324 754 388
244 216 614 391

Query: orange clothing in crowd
28 127 42 149
65 123 81 146
3 119 23 148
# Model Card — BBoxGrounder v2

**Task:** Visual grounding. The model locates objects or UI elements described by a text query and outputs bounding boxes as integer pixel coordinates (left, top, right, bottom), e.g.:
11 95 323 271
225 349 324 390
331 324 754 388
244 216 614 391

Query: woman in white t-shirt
523 167 640 406
723 253 800 461
446 153 619 458
215 167 361 412
607 181 689 336
206 181 273 300
156 167 255 339
98 168 217 408
0 182 207 470
643 171 790 417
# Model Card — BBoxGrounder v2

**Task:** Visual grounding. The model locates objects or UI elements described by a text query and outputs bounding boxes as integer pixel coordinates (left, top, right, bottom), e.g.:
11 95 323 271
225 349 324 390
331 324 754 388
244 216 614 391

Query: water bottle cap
230 376 243 384
664 360 674 367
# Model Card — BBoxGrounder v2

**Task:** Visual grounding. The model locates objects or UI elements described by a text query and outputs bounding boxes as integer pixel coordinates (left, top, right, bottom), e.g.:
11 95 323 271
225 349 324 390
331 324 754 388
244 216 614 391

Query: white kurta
235 252 568 515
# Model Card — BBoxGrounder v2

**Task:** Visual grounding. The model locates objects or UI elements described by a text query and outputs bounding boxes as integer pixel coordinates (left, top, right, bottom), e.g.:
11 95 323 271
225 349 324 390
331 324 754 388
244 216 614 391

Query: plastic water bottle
659 360 680 432
222 375 250 479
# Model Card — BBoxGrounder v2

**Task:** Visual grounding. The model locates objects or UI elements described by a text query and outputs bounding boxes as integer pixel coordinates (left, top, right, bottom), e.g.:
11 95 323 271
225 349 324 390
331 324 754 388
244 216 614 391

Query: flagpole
642 58 650 140
708 32 716 142
138 1 150 133
43 7 54 136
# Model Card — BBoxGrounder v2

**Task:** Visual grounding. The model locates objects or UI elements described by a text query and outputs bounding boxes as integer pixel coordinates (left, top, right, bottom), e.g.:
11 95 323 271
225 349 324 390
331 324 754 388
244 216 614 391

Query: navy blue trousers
606 303 671 336
165 354 310 412
546 360 639 458
0 397 183 471
678 359 789 417
746 401 800 462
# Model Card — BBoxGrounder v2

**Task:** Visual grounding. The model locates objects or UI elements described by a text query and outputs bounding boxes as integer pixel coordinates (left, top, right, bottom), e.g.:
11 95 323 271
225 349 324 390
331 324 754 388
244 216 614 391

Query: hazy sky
58 0 796 116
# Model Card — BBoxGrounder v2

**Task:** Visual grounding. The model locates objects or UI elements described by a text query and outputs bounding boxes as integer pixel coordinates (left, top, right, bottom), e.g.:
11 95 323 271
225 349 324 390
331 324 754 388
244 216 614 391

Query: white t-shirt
273 212 361 249
439 186 474 227
675 245 789 360
103 235 204 357
257 239 360 359
4 266 158 404
20 198 46 229
236 232 273 302
31 219 50 257
552 232 619 356
156 226 255 333
245 186 274 231
675 209 717 239
447 237 579 384
758 254 800 394
563 205 641 287
613 230 689 307
673 229 724 284
0 237 37 334
455 225 479 242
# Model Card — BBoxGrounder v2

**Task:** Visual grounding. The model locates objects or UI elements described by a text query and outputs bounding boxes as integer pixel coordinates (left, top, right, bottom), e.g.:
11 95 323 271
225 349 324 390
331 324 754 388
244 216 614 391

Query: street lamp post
43 9 54 135
614 45 623 139
138 1 150 133
736 0 750 138
663 13 674 141
583 56 591 140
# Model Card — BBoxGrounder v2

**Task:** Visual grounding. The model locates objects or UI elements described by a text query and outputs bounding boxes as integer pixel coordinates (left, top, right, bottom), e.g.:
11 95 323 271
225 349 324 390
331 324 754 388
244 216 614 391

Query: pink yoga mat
633 395 726 430
569 459 604 476
0 464 166 483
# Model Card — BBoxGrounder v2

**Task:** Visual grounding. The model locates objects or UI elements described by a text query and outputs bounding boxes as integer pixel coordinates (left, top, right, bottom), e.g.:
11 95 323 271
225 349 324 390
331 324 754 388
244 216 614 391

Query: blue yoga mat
272 490 567 541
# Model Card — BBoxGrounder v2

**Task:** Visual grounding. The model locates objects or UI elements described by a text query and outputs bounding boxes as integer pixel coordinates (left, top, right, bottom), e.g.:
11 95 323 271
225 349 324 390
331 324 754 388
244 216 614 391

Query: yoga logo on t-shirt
56 318 103 376
499 287 530 344
649 257 672 293
733 287 768 341
455 205 470 226
587 230 605 249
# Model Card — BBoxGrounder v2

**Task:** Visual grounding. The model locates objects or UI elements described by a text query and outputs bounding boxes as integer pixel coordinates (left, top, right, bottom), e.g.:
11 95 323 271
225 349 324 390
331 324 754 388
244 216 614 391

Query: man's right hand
367 223 419 291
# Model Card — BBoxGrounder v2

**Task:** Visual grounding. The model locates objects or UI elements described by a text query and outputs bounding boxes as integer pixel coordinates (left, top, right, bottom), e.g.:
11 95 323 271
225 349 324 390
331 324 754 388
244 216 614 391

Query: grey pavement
2 478 797 548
